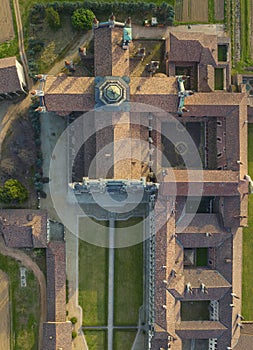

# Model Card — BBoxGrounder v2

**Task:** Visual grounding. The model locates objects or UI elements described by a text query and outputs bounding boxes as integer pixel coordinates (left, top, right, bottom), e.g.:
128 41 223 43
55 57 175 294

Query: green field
114 219 143 326
79 217 144 350
0 253 40 350
242 124 253 320
113 330 137 350
240 0 251 62
84 330 107 350
79 238 109 326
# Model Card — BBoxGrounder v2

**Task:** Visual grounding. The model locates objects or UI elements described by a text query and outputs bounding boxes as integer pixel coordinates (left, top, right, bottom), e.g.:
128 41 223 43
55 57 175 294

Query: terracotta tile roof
177 232 230 248
94 27 130 76
2 226 33 248
42 322 72 350
44 76 95 112
167 32 217 64
185 92 245 106
0 209 47 248
176 214 227 234
176 321 227 338
183 268 231 288
177 285 231 301
0 56 24 93
164 170 239 182
161 170 240 196
45 76 94 94
46 242 66 322
234 335 253 350
130 76 178 95
131 94 178 112
0 56 16 69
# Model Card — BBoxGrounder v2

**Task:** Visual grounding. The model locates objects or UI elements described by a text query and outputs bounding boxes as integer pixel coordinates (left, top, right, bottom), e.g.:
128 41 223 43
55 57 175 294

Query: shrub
70 316 77 324
71 8 95 30
46 7 61 30
28 39 44 55
72 331 77 339
0 179 28 204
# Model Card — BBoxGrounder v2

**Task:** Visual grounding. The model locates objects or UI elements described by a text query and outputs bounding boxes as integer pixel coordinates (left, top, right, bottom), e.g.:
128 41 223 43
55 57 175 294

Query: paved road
0 236 46 350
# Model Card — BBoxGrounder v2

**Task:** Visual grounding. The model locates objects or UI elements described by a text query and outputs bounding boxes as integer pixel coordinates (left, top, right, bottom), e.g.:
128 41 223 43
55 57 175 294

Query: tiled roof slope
94 26 130 76
46 241 66 322
0 209 47 248
167 32 218 65
0 56 23 94
42 322 72 350
44 76 95 112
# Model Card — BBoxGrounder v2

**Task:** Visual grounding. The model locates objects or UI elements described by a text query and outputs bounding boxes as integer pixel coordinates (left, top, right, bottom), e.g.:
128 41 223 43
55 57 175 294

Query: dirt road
0 237 46 350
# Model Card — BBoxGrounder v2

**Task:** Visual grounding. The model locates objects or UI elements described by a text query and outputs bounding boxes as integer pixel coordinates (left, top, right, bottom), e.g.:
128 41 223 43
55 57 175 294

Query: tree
72 331 77 339
46 7 61 30
71 8 95 30
0 179 28 204
70 316 77 324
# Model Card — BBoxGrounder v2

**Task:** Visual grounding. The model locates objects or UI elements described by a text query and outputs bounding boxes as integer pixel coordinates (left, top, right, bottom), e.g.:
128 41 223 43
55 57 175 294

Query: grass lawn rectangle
114 218 143 326
79 221 109 326
214 68 224 90
242 123 253 320
84 330 107 350
181 301 210 321
196 248 208 266
0 254 40 350
113 330 137 350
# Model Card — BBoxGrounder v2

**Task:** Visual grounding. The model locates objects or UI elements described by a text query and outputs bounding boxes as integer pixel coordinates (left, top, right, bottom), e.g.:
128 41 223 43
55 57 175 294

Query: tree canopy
46 7 61 30
0 179 28 204
71 8 95 30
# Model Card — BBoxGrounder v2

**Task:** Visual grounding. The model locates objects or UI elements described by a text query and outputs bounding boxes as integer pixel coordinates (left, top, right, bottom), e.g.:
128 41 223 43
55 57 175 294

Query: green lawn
0 254 40 350
240 0 251 62
84 330 107 350
79 224 109 326
242 124 253 320
114 219 143 326
113 330 137 350
196 248 208 267
214 68 224 90
181 301 210 321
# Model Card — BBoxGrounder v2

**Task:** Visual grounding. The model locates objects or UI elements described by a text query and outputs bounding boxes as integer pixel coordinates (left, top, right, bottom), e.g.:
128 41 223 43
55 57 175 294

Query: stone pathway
108 218 115 350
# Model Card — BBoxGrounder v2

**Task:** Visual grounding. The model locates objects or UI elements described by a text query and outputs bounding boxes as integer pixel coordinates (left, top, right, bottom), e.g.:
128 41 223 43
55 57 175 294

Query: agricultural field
214 0 224 20
242 123 253 320
175 0 224 23
0 254 40 350
0 0 14 43
0 0 18 58
0 270 10 350
175 0 208 22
